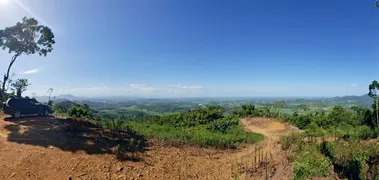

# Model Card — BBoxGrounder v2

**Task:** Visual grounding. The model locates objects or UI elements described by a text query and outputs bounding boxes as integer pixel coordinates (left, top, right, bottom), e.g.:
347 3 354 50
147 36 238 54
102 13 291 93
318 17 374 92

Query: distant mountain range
35 93 373 105
329 94 373 107
331 94 372 101
36 94 80 102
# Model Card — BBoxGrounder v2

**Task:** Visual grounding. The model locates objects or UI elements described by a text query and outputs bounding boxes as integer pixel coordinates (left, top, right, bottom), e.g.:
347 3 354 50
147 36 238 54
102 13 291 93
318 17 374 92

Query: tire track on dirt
0 114 300 179
239 118 301 180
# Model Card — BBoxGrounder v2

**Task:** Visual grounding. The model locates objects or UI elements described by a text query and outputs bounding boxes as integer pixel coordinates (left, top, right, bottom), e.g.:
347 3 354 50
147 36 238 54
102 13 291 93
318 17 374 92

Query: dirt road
0 114 298 179
240 118 301 180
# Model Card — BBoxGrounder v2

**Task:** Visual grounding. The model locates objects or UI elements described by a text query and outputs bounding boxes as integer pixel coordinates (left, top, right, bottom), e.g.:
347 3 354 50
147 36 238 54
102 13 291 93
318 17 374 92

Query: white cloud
140 87 159 91
127 84 160 92
168 84 182 88
56 86 134 96
37 83 208 98
24 68 41 74
129 84 147 88
350 84 358 87
168 84 204 89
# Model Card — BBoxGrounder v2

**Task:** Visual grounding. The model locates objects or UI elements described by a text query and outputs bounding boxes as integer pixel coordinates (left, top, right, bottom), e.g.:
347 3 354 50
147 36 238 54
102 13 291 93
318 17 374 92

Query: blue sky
0 0 378 97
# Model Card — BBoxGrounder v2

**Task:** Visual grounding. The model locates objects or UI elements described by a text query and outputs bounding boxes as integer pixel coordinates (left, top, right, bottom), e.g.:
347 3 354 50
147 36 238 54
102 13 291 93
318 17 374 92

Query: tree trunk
16 89 21 98
376 98 379 125
1 53 20 101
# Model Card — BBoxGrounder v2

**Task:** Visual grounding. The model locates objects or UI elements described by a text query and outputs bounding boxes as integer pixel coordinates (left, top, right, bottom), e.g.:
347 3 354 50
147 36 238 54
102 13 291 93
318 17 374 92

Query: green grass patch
126 121 263 149
279 108 295 115
281 133 332 180
293 150 331 180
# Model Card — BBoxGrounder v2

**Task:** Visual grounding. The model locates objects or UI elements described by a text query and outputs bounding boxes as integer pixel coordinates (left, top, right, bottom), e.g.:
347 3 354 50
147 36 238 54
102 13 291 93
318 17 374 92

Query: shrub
280 132 303 150
126 121 263 149
285 114 312 129
68 104 91 119
206 116 239 133
356 125 374 140
374 126 379 138
322 141 378 180
305 122 325 138
293 151 331 180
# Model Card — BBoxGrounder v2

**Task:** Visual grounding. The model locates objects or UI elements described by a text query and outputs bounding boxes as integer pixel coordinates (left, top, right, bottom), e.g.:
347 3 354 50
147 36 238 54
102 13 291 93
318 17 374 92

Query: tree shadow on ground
3 115 147 161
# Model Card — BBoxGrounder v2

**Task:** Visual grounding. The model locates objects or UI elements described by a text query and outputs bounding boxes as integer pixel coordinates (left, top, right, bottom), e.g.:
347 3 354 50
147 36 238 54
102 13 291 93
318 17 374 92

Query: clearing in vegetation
65 104 265 149
1 99 378 179
235 117 302 180
0 113 299 179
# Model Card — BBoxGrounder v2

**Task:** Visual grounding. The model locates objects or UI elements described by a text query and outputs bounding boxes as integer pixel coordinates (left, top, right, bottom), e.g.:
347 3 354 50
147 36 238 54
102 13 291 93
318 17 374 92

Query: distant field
279 108 294 115
59 95 373 121
118 106 176 116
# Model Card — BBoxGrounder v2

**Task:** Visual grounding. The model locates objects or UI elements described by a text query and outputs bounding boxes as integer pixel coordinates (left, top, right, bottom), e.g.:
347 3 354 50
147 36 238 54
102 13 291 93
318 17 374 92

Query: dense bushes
284 106 378 139
127 121 263 148
293 151 331 180
124 105 263 148
282 122 378 179
322 141 379 180
157 105 225 127
206 116 239 133
57 104 263 149
68 104 92 119
282 133 379 180
281 133 332 179
230 104 279 118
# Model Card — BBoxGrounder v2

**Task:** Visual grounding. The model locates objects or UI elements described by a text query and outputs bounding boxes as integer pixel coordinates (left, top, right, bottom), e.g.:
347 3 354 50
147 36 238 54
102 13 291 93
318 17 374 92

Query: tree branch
1 53 21 101
6 53 20 78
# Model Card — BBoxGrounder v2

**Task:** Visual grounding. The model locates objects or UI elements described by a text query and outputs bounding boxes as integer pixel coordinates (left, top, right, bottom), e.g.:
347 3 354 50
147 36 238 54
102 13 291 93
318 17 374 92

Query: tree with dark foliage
368 80 379 125
10 78 30 98
0 17 55 101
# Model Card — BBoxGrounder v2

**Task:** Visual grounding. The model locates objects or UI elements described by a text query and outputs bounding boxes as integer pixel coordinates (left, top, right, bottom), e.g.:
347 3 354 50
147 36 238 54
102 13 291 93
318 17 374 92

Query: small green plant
292 149 331 180
232 173 238 180
113 144 122 157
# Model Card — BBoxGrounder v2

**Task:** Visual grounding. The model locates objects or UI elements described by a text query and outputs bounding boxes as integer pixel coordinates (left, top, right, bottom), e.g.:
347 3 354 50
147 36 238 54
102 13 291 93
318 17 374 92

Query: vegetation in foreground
278 80 379 180
27 80 379 179
62 104 263 149
126 116 262 149
282 133 378 180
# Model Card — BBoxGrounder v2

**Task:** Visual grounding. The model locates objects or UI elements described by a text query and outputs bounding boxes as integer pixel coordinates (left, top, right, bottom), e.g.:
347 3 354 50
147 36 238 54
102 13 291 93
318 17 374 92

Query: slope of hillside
330 94 372 107
0 113 302 179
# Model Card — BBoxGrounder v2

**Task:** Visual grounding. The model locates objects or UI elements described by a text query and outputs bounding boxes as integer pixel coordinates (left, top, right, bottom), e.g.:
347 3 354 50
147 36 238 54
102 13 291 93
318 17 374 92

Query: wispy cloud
58 86 134 96
168 84 204 89
350 84 358 87
129 84 147 88
128 84 160 92
24 68 41 74
52 83 206 97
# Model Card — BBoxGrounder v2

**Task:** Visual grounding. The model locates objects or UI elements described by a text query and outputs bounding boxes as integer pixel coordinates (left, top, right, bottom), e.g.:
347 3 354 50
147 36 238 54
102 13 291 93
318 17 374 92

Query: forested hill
50 94 374 120
329 94 372 108
41 94 372 104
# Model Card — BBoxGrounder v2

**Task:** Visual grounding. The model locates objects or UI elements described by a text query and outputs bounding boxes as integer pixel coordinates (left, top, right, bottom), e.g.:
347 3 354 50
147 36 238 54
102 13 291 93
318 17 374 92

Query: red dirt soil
0 114 299 180
240 118 302 180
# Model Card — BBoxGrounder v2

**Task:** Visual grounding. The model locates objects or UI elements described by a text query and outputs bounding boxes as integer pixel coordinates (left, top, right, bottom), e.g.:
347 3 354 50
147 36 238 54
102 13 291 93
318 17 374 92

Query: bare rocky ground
0 114 300 179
